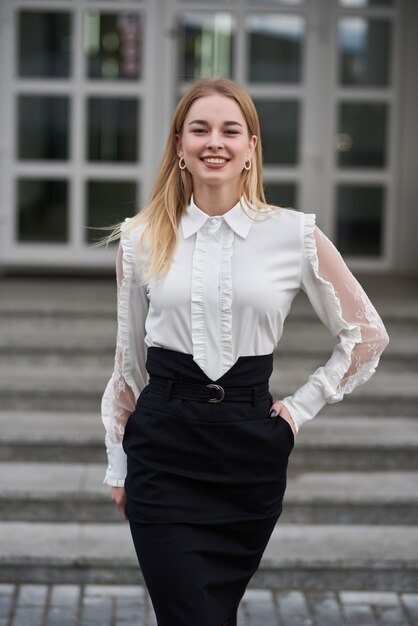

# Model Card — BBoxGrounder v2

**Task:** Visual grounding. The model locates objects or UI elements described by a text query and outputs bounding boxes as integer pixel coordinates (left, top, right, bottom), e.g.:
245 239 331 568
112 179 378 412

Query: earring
179 156 187 170
244 158 251 171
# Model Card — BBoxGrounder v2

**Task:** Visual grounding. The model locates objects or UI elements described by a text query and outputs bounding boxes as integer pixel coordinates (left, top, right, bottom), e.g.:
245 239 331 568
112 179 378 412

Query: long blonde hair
93 78 282 283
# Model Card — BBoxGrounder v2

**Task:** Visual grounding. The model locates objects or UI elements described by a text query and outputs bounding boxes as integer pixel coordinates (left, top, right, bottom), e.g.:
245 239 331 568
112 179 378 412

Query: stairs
1 274 417 590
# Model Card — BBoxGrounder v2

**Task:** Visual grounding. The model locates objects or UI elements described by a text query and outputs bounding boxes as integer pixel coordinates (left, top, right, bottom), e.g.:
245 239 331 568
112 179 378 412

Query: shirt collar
181 194 254 240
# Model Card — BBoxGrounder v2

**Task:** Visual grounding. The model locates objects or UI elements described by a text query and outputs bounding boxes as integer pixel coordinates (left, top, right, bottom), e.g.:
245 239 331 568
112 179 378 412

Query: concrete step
1 351 415 389
282 471 418 525
1 316 416 360
0 279 117 316
1 463 417 525
2 412 418 471
0 412 106 464
291 415 418 470
278 319 418 361
3 352 416 385
1 274 417 319
0 314 116 353
0 521 416 591
0 381 418 418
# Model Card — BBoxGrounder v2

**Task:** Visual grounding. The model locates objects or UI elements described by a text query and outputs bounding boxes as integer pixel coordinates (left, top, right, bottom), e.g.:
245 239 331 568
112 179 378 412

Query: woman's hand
269 401 297 439
111 486 128 520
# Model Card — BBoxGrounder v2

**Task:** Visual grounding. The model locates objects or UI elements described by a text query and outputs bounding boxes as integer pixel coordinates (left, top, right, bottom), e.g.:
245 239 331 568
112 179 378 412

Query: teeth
203 158 227 164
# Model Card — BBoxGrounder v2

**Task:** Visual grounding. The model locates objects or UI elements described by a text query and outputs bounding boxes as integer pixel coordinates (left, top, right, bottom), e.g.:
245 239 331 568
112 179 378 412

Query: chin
201 177 231 188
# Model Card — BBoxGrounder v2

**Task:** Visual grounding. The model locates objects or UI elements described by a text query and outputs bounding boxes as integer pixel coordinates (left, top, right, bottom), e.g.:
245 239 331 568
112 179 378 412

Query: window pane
18 11 72 78
339 0 393 7
87 98 139 162
17 179 68 242
255 100 299 165
18 96 70 161
337 103 387 167
247 14 304 83
84 11 142 80
178 13 234 81
336 185 384 256
86 181 137 243
264 183 297 208
339 18 391 86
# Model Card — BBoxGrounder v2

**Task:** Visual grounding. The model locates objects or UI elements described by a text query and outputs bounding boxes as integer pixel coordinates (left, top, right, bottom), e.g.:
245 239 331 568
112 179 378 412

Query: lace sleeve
280 213 390 432
101 219 149 486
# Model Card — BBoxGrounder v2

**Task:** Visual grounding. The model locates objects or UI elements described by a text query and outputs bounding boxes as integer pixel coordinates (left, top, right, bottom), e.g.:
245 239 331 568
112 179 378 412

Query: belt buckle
206 383 225 403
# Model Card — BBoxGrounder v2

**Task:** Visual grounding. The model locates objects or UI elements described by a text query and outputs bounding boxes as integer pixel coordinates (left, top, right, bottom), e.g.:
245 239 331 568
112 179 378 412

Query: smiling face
176 93 257 197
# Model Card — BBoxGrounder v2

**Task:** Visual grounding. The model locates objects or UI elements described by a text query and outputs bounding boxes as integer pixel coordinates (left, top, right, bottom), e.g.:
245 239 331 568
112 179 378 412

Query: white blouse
101 196 390 487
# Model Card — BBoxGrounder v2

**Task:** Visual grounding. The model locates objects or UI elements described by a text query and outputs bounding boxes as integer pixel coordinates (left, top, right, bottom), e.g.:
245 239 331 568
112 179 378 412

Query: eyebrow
188 119 243 127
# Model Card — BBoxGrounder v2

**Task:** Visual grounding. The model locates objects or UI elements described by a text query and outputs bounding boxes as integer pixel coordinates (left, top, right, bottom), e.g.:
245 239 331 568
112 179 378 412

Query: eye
191 129 206 134
225 130 240 135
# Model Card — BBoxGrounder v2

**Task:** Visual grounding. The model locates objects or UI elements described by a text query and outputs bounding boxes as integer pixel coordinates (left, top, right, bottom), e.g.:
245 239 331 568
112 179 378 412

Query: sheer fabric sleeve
100 219 149 486
280 213 390 432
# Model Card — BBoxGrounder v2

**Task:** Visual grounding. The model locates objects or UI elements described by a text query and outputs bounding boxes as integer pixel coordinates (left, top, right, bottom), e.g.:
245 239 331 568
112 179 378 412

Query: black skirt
122 346 294 626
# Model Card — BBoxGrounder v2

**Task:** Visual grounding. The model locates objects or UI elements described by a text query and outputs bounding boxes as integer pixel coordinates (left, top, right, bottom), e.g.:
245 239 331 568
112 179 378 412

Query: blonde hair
92 77 283 283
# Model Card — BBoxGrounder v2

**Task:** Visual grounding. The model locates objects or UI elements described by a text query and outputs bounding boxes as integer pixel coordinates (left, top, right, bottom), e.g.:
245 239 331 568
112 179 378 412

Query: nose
206 131 224 150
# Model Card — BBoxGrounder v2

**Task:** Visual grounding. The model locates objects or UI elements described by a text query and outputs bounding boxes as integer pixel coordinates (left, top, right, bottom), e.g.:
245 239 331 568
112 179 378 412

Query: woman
99 78 389 626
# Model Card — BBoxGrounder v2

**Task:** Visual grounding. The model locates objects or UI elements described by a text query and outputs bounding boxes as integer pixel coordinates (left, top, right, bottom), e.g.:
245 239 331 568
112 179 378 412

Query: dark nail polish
269 409 277 417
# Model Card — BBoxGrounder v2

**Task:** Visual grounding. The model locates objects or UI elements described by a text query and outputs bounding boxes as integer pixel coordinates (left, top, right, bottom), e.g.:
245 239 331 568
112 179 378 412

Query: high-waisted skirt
122 346 294 626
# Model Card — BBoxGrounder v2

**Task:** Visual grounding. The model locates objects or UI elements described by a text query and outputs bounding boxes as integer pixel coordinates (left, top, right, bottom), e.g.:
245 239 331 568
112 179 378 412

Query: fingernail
269 409 277 417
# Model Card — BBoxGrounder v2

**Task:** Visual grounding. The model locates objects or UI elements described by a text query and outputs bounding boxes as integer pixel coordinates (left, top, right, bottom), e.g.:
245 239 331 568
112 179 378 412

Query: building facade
0 0 417 274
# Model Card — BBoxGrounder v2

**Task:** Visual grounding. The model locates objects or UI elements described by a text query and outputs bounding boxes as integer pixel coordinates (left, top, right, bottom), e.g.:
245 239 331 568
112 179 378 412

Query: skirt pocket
274 414 295 450
123 400 292 523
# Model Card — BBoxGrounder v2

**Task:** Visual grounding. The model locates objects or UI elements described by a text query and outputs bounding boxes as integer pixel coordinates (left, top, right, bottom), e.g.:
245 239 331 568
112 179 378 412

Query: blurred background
0 0 417 274
0 0 418 618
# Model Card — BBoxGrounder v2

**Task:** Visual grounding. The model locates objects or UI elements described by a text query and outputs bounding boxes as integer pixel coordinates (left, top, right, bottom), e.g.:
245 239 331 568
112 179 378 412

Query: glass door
0 0 402 270
331 0 399 269
169 0 308 211
1 0 154 268
166 0 400 270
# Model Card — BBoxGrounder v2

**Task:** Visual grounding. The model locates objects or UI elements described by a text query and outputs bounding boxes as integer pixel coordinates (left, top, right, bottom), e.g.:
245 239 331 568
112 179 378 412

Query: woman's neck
192 186 240 217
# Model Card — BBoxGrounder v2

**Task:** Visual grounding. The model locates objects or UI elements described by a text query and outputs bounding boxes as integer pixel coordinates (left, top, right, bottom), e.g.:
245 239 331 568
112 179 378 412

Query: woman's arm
279 213 390 433
101 220 149 488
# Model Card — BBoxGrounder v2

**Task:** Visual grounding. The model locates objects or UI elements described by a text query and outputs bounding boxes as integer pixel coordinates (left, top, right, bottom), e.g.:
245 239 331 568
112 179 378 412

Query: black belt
147 376 271 406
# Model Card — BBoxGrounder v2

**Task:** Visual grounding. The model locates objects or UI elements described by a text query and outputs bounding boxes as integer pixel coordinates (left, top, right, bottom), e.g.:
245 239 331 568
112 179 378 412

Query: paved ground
1 584 418 626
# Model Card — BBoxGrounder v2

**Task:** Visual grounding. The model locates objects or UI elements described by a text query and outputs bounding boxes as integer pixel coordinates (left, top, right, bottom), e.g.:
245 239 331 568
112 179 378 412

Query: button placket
207 218 222 236
190 220 234 382
204 222 222 380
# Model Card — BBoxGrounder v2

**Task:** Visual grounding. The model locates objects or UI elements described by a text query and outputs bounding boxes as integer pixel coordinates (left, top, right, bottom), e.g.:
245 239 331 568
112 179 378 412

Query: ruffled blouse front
101 197 389 486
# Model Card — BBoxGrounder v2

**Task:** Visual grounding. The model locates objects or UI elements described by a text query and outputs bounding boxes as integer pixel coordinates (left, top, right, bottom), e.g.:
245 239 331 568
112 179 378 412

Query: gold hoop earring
244 158 251 171
179 156 187 170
